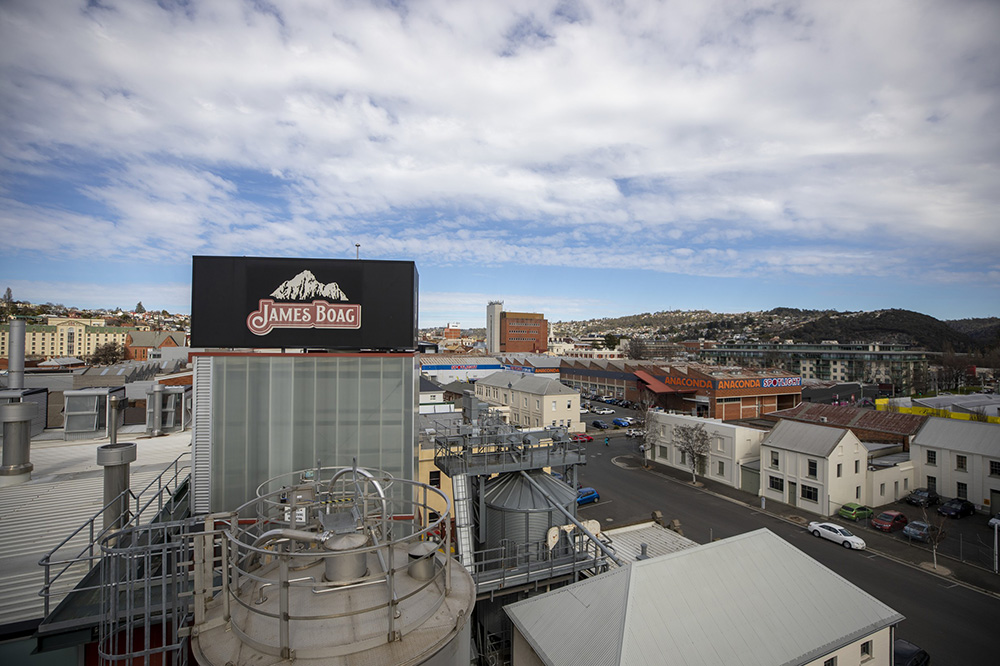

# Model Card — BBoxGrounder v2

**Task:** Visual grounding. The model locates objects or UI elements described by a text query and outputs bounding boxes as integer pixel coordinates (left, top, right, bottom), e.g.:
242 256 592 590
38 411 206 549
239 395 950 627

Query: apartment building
1 319 131 361
475 370 580 431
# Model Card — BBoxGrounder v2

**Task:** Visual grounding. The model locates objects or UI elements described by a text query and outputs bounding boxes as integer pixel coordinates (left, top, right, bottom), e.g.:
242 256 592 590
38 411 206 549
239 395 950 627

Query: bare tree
674 422 710 484
919 508 949 571
88 342 126 366
625 338 646 360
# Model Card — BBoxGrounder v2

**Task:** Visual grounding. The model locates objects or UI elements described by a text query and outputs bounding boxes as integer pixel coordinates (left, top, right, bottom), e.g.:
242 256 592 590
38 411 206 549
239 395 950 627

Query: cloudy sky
2 0 998 328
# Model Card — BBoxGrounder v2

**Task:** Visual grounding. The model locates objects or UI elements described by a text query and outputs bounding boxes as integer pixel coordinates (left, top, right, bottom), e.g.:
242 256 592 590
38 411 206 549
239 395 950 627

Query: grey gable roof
763 419 853 457
505 529 903 666
477 370 576 396
911 417 1000 456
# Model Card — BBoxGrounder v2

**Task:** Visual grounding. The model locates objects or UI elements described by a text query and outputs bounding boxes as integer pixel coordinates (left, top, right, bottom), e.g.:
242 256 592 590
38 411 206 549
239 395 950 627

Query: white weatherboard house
909 418 1000 510
505 529 903 666
760 420 870 516
646 411 766 488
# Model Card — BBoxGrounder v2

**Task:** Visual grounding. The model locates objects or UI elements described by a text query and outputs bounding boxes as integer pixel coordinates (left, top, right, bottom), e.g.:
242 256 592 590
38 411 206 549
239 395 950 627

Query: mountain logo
247 270 361 336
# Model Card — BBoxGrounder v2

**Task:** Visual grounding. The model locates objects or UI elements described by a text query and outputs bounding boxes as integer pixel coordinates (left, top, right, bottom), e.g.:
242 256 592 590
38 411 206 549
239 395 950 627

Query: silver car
807 521 866 550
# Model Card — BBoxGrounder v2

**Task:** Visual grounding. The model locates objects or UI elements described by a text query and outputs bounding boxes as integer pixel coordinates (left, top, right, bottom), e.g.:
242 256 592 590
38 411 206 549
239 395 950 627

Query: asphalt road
574 431 998 666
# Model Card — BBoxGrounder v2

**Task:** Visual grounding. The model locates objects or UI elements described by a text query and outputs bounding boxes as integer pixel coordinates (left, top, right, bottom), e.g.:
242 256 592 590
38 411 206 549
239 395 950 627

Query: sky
1 1 998 329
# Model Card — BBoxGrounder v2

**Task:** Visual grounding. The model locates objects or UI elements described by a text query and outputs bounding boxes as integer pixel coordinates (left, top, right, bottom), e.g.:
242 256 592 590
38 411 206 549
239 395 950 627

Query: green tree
88 342 126 366
603 333 620 350
135 301 146 314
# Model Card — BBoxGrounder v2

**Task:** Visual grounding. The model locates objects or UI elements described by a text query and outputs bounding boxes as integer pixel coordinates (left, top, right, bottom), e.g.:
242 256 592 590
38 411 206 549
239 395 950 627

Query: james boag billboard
191 256 418 350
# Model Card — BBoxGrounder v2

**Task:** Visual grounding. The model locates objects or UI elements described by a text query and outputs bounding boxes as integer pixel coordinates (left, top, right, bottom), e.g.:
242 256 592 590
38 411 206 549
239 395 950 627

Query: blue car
591 420 610 429
612 417 630 427
577 487 600 505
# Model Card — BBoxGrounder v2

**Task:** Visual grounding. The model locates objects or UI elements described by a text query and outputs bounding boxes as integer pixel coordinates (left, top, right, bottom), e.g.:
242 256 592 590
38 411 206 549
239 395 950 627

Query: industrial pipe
97 441 137 531
0 401 36 486
151 383 164 437
8 320 25 390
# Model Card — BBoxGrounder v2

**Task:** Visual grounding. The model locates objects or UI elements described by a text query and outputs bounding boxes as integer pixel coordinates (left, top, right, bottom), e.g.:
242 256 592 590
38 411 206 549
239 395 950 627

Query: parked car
837 503 874 522
576 487 600 505
893 639 930 666
989 512 1000 529
870 510 908 532
904 488 941 507
591 420 610 429
612 417 631 427
594 407 615 415
625 428 646 438
579 406 589 413
937 498 976 518
902 520 945 543
807 521 866 550
570 433 593 443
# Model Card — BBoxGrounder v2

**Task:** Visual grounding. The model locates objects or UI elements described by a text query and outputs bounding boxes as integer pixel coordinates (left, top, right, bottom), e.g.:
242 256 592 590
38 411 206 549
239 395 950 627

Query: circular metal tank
482 471 576 552
323 533 369 584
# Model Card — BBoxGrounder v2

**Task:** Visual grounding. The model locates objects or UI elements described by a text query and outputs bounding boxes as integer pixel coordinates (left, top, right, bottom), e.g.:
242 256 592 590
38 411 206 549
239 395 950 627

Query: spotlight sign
191 256 418 350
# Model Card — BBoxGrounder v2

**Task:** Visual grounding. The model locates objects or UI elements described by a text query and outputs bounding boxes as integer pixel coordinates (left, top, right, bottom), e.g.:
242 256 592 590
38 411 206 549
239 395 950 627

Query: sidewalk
639 457 1000 598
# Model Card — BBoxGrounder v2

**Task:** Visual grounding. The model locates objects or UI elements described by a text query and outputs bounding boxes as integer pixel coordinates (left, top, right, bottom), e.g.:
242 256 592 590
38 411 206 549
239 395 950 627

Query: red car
570 434 593 443
871 510 908 532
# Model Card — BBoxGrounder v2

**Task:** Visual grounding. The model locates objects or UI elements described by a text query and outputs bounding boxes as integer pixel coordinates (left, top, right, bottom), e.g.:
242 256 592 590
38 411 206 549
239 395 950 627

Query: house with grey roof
909 418 1000 511
760 419 893 516
476 370 581 432
505 529 903 666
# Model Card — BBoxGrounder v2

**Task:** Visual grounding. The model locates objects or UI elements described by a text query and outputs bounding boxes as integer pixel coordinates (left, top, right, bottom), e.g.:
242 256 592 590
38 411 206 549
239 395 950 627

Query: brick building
499 311 548 353
125 331 186 361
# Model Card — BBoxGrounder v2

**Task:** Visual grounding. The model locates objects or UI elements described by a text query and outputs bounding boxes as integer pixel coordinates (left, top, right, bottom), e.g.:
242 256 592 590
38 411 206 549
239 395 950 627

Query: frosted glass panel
209 355 416 512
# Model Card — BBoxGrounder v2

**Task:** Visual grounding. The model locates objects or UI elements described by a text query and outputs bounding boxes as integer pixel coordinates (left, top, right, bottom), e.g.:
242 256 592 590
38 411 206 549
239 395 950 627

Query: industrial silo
482 470 577 558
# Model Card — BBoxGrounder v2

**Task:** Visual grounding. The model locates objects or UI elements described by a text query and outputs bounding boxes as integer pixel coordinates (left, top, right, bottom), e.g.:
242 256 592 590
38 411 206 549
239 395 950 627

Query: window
861 640 873 658
552 400 556 410
807 459 817 478
770 451 780 469
957 481 968 499
801 485 818 502
992 460 1000 477
904 477 909 490
769 476 784 492
679 450 687 465
836 463 842 478
429 470 441 489
658 445 669 460
824 657 837 666
880 483 885 496
854 460 860 474
856 486 861 499
956 455 967 471
927 475 936 492
927 450 936 465
717 461 725 477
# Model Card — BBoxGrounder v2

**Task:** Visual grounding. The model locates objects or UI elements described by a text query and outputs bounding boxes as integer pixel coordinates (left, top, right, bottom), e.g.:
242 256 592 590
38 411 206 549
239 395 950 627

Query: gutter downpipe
518 470 624 567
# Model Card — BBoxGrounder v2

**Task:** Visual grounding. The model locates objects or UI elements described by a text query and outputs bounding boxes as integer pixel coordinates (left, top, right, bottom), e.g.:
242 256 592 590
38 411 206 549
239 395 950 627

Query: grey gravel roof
763 419 855 457
911 417 1000 456
505 529 903 666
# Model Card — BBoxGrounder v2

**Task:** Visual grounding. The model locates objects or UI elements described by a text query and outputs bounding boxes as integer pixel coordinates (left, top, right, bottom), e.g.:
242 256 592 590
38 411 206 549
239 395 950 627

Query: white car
807 521 866 550
579 406 589 413
625 428 646 438
593 407 614 415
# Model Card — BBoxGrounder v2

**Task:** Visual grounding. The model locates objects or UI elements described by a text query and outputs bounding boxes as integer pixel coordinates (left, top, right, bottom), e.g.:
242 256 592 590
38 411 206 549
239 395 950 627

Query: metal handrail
37 451 191 617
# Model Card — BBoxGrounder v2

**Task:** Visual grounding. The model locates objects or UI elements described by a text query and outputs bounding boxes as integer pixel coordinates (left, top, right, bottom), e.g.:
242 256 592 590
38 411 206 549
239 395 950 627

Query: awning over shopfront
634 370 695 394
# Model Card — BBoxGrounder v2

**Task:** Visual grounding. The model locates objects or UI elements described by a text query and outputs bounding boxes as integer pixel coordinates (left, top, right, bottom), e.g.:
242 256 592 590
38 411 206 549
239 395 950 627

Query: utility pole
355 243 360 259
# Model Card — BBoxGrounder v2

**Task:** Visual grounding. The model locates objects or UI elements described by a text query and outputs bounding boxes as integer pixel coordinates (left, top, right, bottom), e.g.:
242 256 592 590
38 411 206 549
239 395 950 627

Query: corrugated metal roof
763 419 852 457
911 417 1000 456
418 354 501 366
769 402 926 435
505 529 903 666
602 521 698 564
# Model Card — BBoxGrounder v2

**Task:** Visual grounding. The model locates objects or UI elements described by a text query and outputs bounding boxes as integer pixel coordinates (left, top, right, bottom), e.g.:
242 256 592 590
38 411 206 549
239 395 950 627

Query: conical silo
482 471 576 556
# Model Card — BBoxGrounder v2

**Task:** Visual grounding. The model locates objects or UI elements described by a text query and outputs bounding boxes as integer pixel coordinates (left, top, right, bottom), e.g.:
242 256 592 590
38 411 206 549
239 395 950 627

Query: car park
904 488 941 507
902 520 944 543
870 510 908 532
625 428 646 438
591 420 610 429
807 521 866 550
612 417 631 427
593 407 615 415
570 433 593 443
576 487 600 505
837 503 874 522
937 498 976 519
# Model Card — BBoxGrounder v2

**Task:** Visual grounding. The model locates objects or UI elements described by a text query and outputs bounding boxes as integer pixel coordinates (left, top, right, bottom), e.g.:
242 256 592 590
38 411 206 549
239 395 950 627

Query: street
573 428 998 666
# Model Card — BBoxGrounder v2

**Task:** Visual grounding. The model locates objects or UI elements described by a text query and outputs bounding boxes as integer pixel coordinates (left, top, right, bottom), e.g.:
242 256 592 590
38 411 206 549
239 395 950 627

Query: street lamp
355 243 360 259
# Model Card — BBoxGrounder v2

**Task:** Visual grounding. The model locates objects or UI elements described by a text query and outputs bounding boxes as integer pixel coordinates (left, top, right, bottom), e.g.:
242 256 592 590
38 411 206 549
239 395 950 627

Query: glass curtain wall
207 354 417 512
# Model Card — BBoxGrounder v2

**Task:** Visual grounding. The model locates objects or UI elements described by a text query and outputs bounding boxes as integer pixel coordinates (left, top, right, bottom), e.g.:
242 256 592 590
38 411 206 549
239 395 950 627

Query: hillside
785 309 982 352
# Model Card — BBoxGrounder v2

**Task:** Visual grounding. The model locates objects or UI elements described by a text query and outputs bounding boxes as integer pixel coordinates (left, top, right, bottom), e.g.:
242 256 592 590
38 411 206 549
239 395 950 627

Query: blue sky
1 0 998 328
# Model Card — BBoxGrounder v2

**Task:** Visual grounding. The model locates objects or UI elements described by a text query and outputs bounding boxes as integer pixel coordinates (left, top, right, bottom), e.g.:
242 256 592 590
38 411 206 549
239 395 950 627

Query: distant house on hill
126 331 186 361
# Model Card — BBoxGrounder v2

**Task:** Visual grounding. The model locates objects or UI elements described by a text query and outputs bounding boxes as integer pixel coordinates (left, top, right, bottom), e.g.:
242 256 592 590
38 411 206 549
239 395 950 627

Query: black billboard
191 256 418 350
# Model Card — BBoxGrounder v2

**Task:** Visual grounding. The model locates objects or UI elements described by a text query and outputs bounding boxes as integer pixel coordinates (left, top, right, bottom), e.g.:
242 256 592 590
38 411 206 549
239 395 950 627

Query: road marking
579 500 612 509
940 582 959 589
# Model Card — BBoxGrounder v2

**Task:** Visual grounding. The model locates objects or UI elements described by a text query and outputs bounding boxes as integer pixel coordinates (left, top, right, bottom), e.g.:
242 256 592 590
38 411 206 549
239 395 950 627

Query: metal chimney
151 383 164 437
8 319 25 389
97 441 137 531
0 401 35 486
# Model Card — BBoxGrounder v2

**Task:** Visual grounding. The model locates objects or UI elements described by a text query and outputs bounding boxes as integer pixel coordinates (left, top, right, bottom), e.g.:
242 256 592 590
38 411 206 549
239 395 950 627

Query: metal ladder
452 474 475 570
